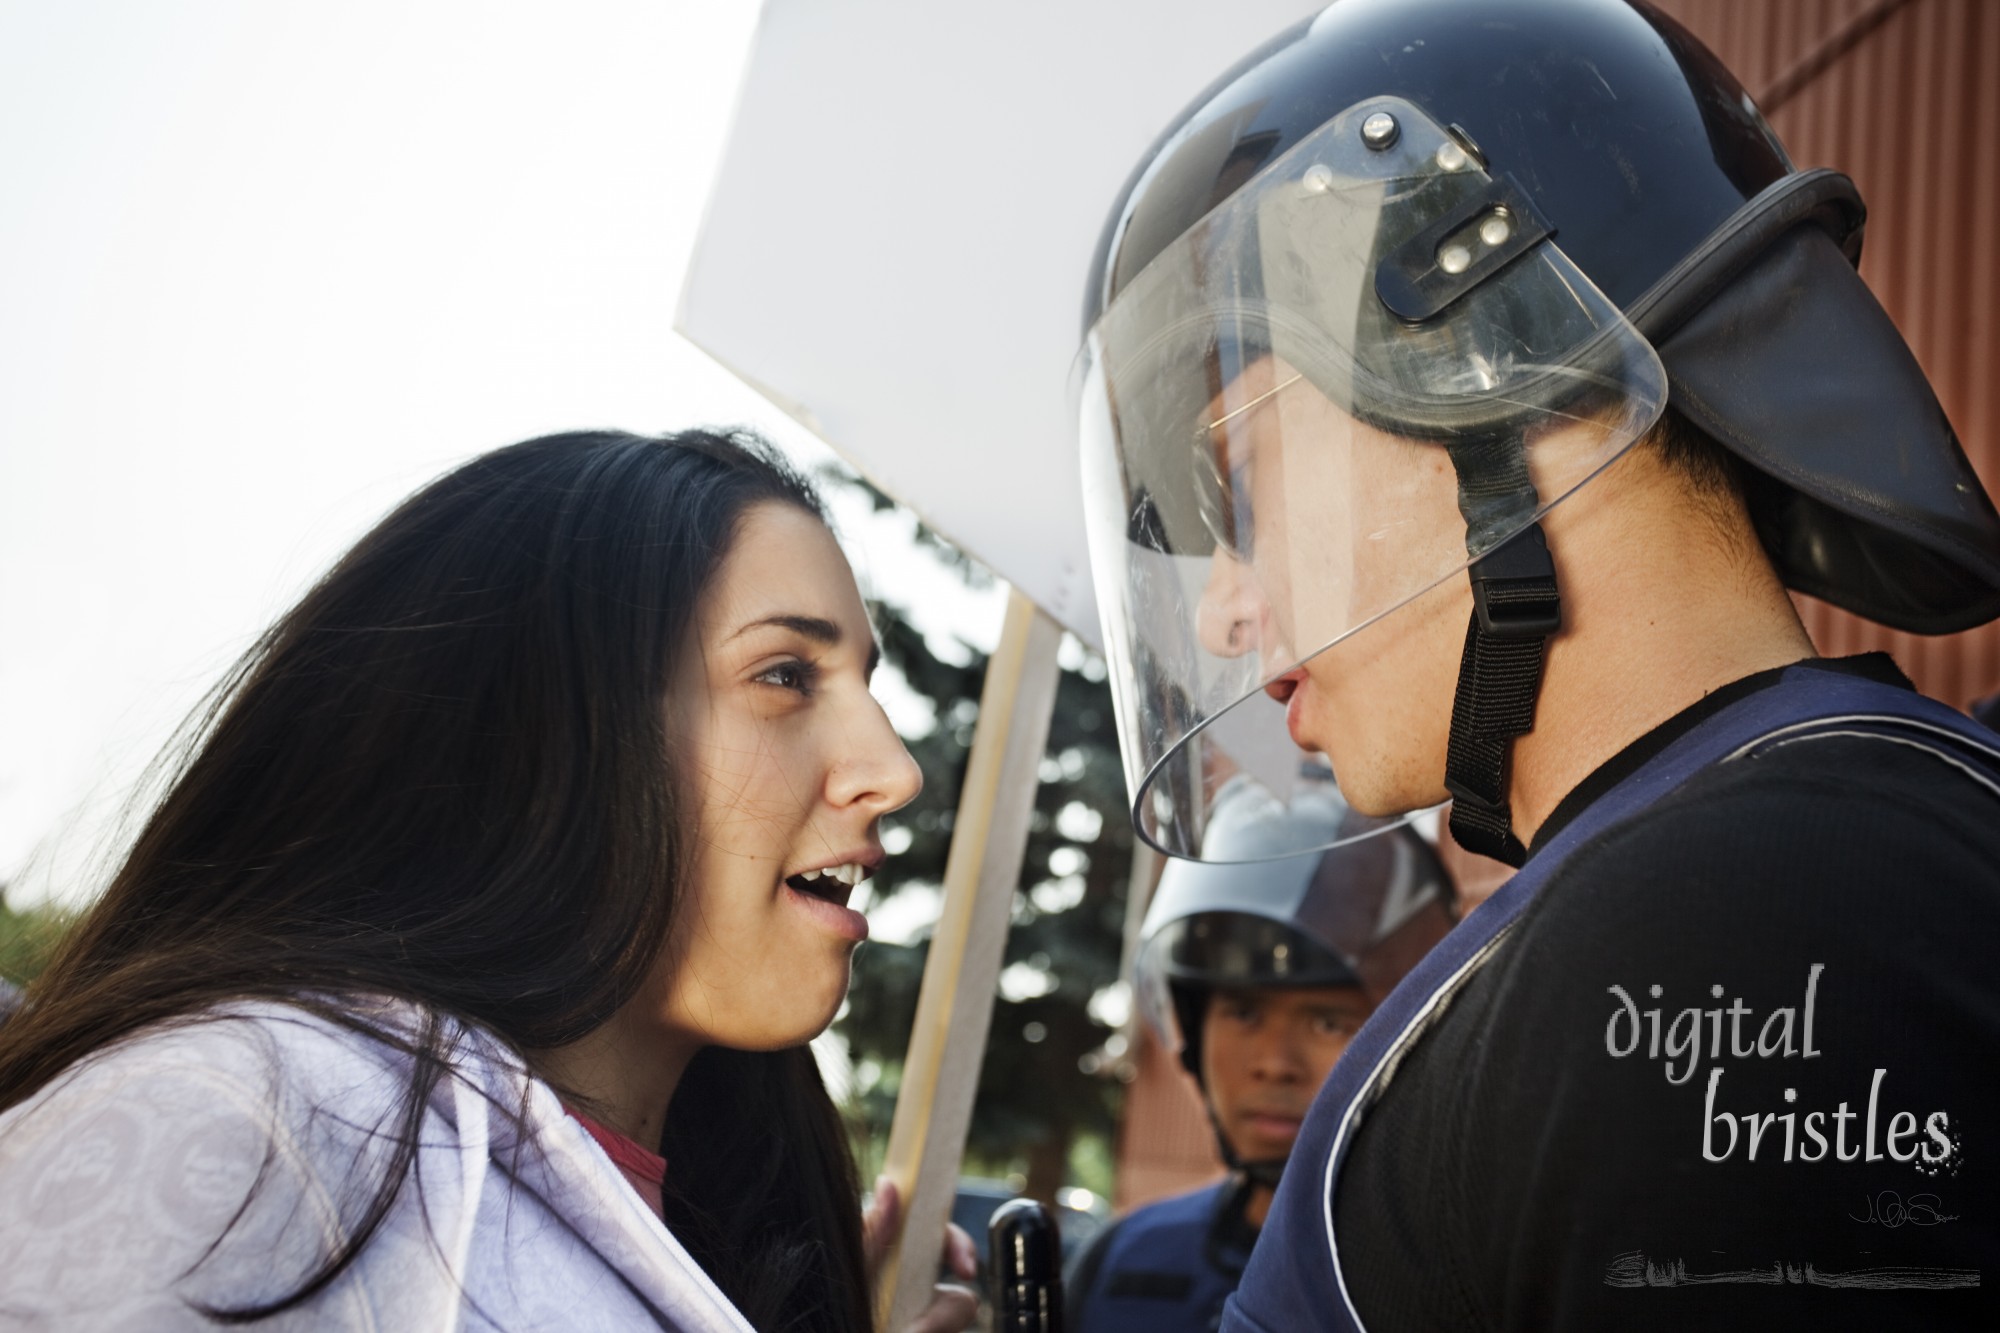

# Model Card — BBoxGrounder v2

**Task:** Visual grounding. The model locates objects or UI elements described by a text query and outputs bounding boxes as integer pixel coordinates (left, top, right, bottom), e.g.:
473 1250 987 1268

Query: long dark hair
0 429 871 1332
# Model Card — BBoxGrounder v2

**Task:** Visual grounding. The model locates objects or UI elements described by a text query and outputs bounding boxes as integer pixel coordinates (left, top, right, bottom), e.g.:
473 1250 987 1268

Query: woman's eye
753 660 817 695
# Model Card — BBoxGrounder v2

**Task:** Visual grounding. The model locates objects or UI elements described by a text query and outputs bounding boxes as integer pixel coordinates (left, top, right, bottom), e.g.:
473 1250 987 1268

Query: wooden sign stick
873 586 1063 1331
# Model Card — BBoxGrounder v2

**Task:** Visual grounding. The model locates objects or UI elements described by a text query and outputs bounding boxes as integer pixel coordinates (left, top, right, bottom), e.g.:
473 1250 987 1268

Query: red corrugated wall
1111 1027 1223 1210
1651 0 2000 706
1116 0 2000 1211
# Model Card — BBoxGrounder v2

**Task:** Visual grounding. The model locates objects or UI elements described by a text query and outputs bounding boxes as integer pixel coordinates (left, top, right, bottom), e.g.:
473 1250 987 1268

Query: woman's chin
731 978 853 1051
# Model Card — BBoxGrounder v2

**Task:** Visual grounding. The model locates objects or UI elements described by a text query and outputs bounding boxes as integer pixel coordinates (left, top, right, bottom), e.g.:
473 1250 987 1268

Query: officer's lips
1264 669 1311 747
1240 1110 1308 1150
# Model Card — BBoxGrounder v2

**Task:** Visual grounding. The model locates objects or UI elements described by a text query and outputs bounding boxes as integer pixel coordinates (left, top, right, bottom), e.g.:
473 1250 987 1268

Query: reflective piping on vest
1727 713 2000 801
1322 922 1518 1330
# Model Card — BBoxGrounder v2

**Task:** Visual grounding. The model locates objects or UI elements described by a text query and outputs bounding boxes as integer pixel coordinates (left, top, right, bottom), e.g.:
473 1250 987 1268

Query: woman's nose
1196 548 1268 659
827 689 924 816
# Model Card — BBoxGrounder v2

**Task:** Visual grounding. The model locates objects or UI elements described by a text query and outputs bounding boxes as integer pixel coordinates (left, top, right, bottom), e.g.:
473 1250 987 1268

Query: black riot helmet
1134 778 1456 1081
1078 0 2000 867
1134 779 1456 1181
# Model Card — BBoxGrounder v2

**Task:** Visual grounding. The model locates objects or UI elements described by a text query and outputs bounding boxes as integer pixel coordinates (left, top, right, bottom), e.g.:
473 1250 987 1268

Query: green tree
829 475 1133 1205
0 886 69 988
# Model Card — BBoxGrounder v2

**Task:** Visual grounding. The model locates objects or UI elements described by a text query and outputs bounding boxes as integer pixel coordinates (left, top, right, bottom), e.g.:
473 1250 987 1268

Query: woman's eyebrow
731 614 882 675
734 613 841 645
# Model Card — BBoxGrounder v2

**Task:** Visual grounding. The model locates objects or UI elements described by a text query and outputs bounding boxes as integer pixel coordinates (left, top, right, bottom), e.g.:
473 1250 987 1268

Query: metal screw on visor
1360 111 1400 150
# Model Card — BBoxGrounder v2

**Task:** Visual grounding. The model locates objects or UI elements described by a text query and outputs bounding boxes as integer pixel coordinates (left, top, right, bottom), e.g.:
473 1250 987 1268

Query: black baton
987 1197 1064 1333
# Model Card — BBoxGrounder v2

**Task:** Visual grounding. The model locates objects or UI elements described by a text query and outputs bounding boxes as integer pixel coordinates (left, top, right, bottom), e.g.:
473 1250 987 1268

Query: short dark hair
1642 404 1744 502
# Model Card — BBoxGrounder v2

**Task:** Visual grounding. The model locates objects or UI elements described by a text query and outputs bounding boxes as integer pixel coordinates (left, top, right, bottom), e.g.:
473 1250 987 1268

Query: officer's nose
1196 548 1268 659
1248 1022 1310 1084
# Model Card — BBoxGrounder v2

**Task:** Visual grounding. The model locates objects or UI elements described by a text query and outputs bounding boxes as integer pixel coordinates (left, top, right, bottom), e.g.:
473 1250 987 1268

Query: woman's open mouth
783 863 871 942
785 862 865 904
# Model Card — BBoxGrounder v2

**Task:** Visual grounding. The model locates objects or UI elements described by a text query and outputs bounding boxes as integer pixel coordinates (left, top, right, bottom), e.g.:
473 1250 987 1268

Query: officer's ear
1517 401 1646 503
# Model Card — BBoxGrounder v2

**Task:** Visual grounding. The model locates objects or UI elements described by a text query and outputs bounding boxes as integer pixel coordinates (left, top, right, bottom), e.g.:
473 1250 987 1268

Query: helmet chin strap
1441 435 1560 868
1237 1156 1289 1190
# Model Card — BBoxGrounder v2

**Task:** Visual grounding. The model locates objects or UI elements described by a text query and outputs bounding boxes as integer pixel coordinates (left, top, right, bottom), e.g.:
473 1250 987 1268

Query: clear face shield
1079 97 1667 861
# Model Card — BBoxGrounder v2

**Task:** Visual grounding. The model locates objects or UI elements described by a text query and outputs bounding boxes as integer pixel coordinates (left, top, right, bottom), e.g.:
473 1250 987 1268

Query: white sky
0 1 1006 909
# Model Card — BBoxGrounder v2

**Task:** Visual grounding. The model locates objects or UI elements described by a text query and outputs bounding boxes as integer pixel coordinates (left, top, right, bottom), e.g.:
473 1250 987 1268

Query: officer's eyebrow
730 614 882 676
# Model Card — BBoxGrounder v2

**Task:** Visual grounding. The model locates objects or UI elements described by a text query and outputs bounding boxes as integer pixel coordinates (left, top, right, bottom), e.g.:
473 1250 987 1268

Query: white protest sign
678 0 1326 645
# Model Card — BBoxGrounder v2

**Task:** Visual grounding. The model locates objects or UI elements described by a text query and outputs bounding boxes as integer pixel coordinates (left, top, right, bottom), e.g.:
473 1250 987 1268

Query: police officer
1075 0 2000 1327
1066 784 1453 1333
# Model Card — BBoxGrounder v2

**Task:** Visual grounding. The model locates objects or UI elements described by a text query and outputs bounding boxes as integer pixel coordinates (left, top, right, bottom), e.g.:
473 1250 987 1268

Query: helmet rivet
1360 112 1400 150
1434 139 1469 172
1301 163 1336 193
1438 243 1473 275
1479 212 1512 246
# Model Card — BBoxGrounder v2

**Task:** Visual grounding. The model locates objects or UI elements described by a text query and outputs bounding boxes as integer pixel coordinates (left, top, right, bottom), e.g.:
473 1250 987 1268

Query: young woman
0 430 975 1331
